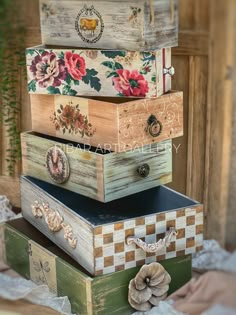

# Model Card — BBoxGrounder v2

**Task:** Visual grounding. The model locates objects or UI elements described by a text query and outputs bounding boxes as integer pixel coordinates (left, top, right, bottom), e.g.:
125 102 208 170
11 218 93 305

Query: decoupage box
21 132 172 202
30 91 183 152
26 46 173 98
3 218 191 315
21 176 203 276
39 0 178 51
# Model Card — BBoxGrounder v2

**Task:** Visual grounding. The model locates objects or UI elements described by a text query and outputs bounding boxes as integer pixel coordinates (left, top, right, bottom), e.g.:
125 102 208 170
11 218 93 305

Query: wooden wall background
0 0 236 246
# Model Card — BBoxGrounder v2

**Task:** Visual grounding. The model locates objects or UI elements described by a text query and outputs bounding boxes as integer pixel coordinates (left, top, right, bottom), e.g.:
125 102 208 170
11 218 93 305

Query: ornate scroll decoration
31 201 77 249
126 227 177 253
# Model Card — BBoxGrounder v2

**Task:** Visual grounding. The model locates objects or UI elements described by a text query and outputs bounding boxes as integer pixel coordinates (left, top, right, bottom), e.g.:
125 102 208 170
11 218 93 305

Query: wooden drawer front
40 0 178 51
26 45 172 98
4 218 192 315
21 176 203 276
30 91 183 152
21 132 172 202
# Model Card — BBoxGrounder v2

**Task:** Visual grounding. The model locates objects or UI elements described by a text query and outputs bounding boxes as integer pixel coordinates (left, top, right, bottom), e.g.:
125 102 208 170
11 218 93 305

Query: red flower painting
112 69 149 97
65 52 87 81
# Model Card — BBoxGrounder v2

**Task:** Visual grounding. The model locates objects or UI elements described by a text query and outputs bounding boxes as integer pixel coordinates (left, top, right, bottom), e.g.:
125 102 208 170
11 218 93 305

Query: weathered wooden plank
39 0 178 50
186 56 208 202
205 0 236 245
168 56 189 195
104 141 172 202
26 46 172 98
172 31 209 56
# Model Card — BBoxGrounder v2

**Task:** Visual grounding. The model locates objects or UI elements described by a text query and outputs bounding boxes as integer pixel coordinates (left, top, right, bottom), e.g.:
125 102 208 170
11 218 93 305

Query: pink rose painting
65 52 86 81
30 51 66 88
28 49 101 95
112 69 149 97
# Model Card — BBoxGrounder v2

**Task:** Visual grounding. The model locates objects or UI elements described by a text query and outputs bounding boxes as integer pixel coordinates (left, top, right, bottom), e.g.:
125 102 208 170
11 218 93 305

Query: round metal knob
147 114 162 137
163 66 175 76
137 164 150 178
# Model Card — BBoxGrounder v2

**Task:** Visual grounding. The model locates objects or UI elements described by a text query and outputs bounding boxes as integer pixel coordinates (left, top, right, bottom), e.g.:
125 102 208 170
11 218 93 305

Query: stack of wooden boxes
2 1 204 314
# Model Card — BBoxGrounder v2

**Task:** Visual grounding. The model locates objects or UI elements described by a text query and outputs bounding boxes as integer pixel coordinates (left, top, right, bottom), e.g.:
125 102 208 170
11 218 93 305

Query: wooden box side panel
92 255 192 315
93 204 203 275
21 178 95 274
118 91 183 150
30 95 119 151
103 140 172 202
21 132 103 201
4 226 30 278
143 0 178 50
26 46 163 98
40 0 145 51
56 259 91 315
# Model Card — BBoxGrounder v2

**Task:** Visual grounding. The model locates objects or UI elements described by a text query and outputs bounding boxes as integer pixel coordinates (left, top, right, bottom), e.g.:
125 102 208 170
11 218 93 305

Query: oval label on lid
75 5 104 44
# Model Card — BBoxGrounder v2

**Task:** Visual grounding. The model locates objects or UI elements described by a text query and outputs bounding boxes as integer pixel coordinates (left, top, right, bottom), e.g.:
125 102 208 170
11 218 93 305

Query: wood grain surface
21 132 172 202
39 0 178 51
30 92 183 152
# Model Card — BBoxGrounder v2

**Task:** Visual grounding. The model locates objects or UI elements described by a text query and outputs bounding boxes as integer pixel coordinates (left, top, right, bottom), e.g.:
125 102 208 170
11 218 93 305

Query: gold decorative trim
31 201 77 249
126 227 177 253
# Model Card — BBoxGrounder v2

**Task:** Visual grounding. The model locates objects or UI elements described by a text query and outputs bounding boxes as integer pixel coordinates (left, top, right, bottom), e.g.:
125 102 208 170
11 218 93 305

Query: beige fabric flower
128 262 171 311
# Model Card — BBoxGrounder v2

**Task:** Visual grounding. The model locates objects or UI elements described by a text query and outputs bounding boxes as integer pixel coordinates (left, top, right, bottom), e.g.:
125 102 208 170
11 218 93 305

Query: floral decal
113 69 149 97
28 49 101 96
102 51 155 97
64 52 86 80
30 51 66 88
50 101 96 137
27 48 157 98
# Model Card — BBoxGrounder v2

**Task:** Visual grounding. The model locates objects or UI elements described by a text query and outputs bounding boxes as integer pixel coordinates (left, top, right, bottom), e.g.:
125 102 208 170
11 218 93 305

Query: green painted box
3 218 192 315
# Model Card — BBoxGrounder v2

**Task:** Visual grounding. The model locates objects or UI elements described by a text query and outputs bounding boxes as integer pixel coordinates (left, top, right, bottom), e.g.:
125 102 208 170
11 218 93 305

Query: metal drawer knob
137 164 150 178
147 114 162 137
163 66 175 76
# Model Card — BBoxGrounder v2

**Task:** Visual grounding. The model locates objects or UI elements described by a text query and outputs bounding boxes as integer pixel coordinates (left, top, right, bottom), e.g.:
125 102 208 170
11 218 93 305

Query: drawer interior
24 176 200 226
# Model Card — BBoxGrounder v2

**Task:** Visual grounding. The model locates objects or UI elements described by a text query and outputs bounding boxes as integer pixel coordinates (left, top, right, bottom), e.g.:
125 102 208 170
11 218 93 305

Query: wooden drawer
21 132 172 202
21 176 203 276
39 0 178 51
30 91 183 152
26 45 173 98
3 218 191 315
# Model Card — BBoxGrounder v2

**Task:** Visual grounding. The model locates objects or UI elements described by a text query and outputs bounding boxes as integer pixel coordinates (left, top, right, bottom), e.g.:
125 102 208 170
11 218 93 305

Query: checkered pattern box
21 176 203 276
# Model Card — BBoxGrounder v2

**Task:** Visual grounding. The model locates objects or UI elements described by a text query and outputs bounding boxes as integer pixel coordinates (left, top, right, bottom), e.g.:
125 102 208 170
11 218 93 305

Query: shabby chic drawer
26 45 173 98
21 132 172 202
30 91 183 152
39 0 178 51
3 218 191 315
21 176 203 276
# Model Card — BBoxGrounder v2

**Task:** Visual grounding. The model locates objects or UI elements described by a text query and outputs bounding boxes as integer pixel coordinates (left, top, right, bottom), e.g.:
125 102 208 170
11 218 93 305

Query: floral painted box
21 176 203 276
30 91 183 152
39 0 178 51
21 132 172 202
3 218 192 315
26 45 173 98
